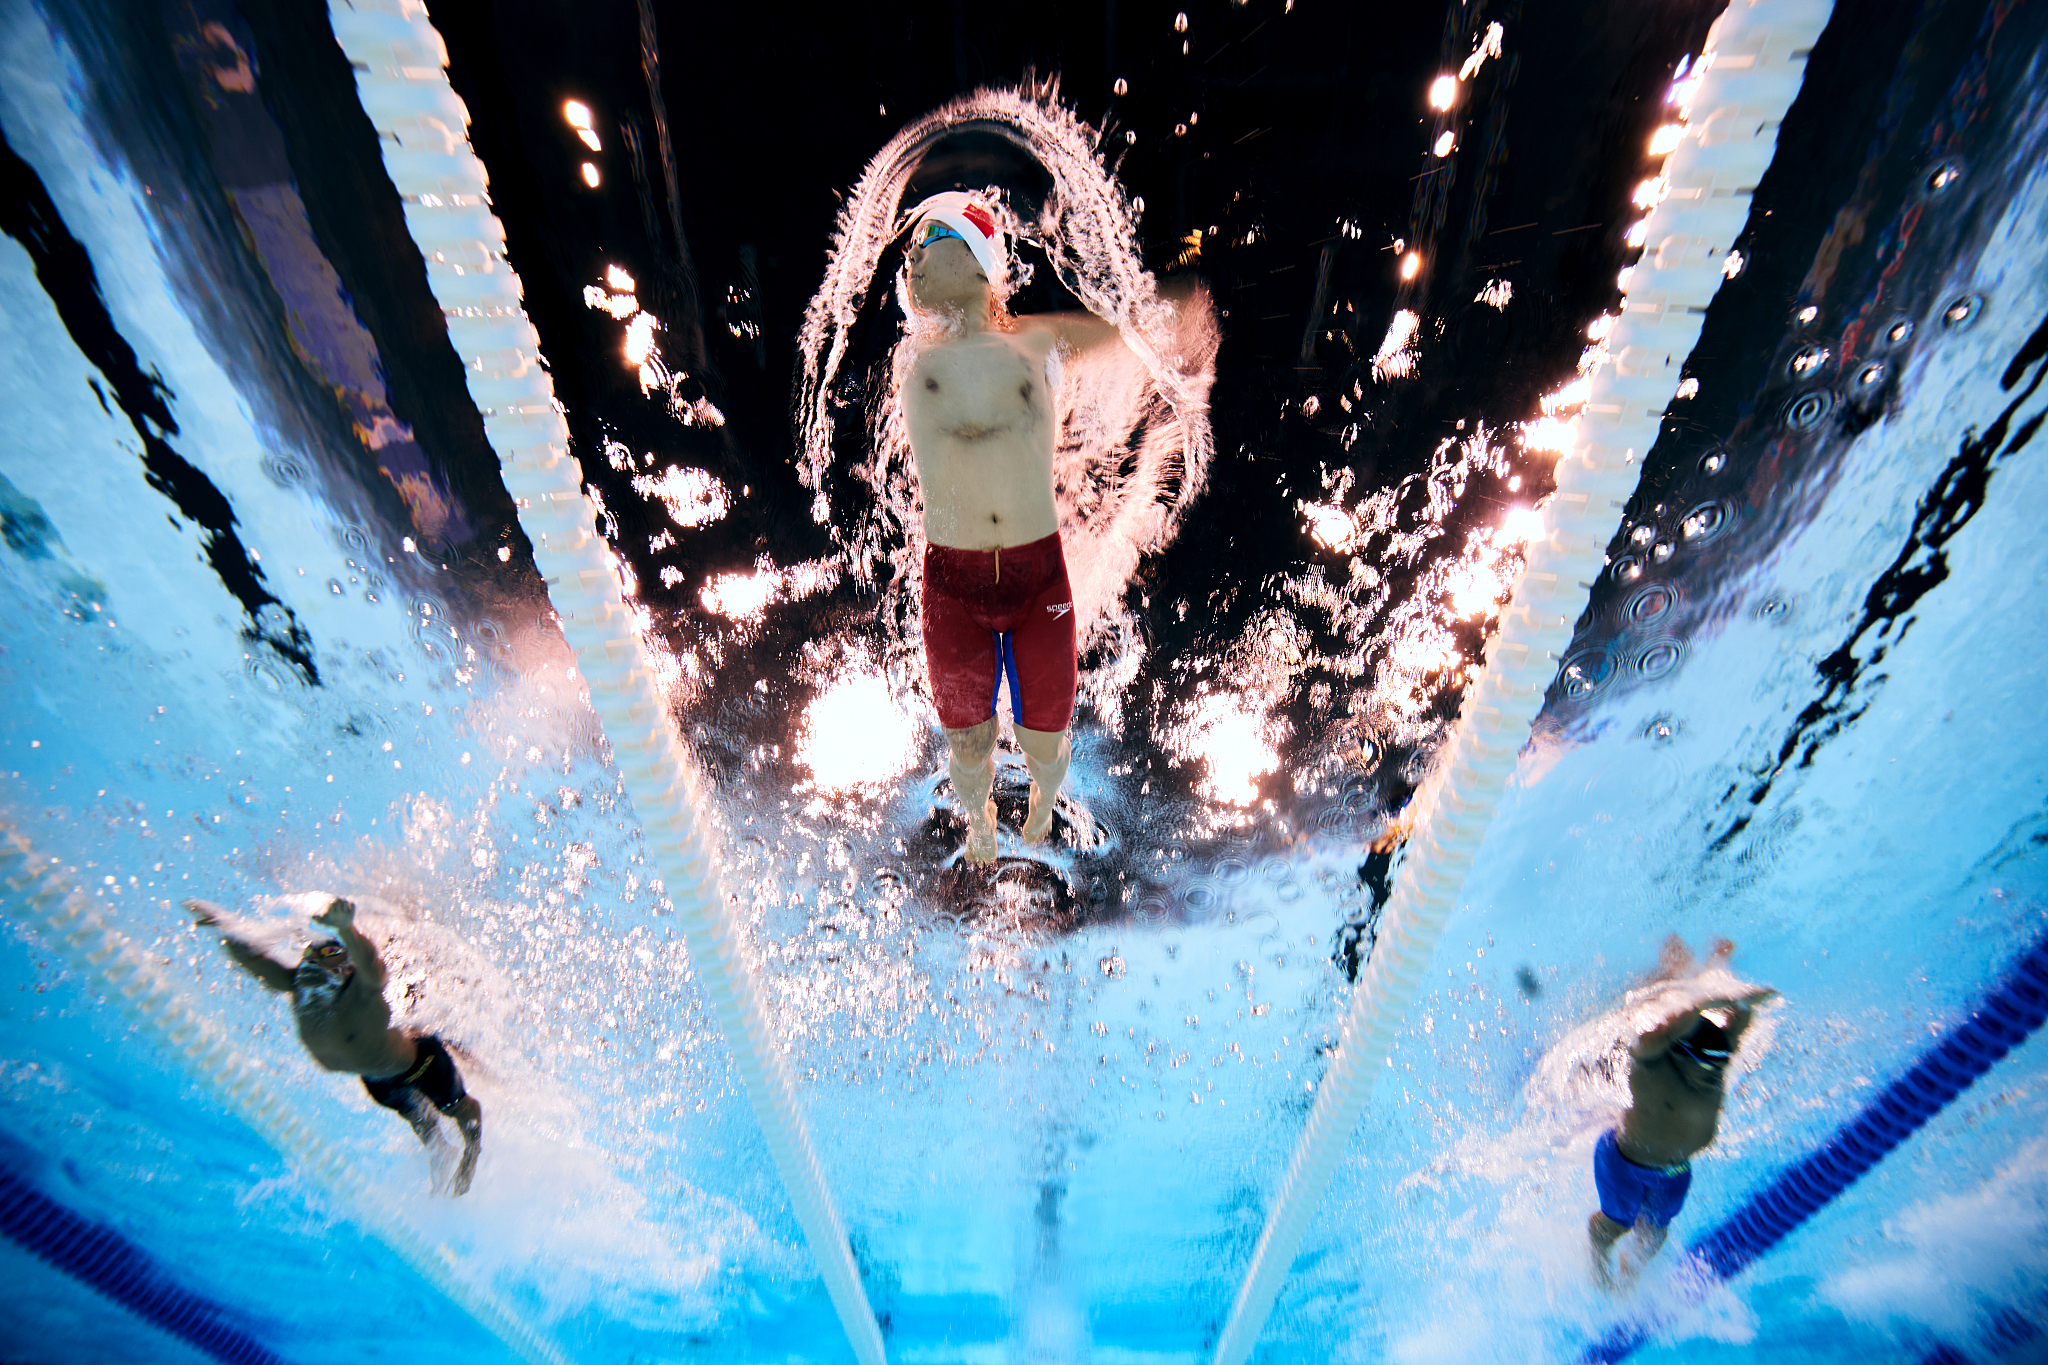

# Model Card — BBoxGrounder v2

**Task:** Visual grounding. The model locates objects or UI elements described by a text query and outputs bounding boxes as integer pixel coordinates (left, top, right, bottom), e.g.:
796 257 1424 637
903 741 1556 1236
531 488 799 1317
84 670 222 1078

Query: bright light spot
1676 376 1701 399
1521 415 1575 454
580 162 601 188
1632 175 1668 209
577 128 602 152
1723 250 1746 279
701 571 777 619
606 265 636 292
1625 219 1648 248
633 466 731 528
1475 279 1512 310
1499 507 1546 545
1428 75 1456 110
1433 131 1456 157
1372 308 1421 381
1618 266 1635 291
1391 632 1457 675
1186 694 1277 806
1447 562 1509 617
1587 313 1616 342
1649 124 1684 156
1541 378 1592 414
563 100 592 129
1797 305 1820 325
1301 502 1356 552
583 284 639 320
798 672 919 793
624 311 659 366
1400 251 1422 281
1458 23 1505 80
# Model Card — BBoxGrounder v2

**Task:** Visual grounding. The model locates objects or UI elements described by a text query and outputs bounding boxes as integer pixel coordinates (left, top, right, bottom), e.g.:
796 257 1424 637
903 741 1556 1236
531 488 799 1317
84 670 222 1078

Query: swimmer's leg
1016 723 1070 844
447 1094 483 1196
944 717 999 864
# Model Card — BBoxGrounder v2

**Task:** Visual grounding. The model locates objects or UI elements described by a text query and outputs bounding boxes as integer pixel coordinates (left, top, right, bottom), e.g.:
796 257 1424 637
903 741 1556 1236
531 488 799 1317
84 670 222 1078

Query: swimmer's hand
182 898 227 928
312 898 356 930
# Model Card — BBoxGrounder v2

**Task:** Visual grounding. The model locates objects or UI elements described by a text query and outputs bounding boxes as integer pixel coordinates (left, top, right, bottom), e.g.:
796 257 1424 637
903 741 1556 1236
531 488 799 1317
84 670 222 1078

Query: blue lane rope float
1580 930 2048 1364
0 1167 286 1365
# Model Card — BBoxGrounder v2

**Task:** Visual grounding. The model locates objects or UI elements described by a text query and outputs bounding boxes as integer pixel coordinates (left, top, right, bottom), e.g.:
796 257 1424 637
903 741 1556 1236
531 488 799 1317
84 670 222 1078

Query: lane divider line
1207 3 1836 1361
323 4 887 1362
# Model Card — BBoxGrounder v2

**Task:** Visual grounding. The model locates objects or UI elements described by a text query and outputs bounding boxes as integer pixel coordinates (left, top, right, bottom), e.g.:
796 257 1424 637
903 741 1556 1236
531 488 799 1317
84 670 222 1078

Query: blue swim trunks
1593 1129 1693 1228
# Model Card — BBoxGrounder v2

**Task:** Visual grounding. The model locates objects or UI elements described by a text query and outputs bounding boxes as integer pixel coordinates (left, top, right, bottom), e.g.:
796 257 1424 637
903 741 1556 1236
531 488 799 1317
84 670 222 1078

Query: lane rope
1581 930 2048 1363
1207 3 1836 1361
0 827 575 1365
323 3 888 1362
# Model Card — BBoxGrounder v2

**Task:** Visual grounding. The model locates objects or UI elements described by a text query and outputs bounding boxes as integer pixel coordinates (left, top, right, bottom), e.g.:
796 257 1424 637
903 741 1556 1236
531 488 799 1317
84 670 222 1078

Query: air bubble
1125 130 1137 145
1114 78 1129 96
1856 362 1885 388
1175 11 1189 31
1926 163 1962 193
1636 640 1682 677
1628 585 1675 623
1700 450 1728 475
1558 649 1614 699
1789 345 1829 377
328 579 344 594
1796 305 1819 326
1941 294 1983 330
1680 501 1727 541
1651 542 1675 562
1175 123 1188 137
1613 554 1645 583
1884 317 1914 347
1629 524 1656 547
1757 595 1791 621
1782 388 1836 432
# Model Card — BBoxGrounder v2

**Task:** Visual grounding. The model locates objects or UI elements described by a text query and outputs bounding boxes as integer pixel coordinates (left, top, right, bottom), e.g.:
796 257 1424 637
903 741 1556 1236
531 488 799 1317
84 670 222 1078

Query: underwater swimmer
185 896 483 1195
901 191 1144 862
1588 938 1777 1288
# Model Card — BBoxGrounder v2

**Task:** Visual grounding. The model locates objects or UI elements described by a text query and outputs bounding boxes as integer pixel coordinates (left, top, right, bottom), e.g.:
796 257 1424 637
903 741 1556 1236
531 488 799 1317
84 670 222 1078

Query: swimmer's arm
313 898 387 991
1632 985 1778 1059
1017 309 1122 355
1721 988 1778 1046
186 900 296 992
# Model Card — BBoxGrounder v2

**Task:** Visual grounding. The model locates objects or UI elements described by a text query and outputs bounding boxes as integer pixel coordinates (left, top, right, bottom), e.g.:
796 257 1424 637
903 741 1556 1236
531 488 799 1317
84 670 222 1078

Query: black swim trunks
362 1035 467 1116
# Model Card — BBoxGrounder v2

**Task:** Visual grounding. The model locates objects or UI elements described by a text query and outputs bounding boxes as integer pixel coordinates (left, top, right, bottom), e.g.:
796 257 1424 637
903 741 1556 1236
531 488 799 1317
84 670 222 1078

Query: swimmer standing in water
185 896 483 1195
1588 939 1777 1287
900 191 1136 862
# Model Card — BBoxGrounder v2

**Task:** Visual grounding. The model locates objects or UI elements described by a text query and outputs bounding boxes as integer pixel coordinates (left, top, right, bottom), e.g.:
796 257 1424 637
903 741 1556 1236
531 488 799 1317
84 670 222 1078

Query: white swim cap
906 191 1004 282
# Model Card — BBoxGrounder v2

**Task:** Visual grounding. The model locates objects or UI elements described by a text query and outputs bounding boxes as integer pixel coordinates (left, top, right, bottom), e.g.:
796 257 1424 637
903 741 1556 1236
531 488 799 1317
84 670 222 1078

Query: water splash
794 80 1218 714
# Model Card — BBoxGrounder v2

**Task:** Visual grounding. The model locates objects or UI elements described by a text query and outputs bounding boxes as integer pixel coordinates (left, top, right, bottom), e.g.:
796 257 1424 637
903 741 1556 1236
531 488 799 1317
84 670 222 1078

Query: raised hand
312 898 356 930
182 898 226 927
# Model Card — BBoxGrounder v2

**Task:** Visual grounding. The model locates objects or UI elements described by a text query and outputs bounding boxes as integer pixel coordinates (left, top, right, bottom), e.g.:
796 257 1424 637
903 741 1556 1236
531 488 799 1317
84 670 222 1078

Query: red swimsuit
921 531 1077 732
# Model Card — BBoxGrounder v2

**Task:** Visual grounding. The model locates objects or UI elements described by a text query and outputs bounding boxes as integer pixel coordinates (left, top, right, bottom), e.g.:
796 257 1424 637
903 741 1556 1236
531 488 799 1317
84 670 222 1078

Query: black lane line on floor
0 125 320 685
0 1165 286 1365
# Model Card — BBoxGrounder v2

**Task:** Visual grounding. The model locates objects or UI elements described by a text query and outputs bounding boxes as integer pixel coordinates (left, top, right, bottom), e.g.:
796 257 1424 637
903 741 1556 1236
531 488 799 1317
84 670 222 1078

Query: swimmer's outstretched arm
1631 983 1779 1059
312 898 387 991
184 899 294 992
1019 275 1205 355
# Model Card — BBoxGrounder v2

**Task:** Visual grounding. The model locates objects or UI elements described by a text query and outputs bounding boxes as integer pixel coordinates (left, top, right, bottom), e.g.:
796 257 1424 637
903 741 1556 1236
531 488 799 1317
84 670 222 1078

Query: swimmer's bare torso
905 324 1060 550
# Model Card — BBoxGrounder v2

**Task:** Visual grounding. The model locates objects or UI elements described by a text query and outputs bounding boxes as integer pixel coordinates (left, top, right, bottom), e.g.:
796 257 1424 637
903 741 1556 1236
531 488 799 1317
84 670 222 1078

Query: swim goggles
303 939 349 963
1670 1036 1729 1069
917 220 969 248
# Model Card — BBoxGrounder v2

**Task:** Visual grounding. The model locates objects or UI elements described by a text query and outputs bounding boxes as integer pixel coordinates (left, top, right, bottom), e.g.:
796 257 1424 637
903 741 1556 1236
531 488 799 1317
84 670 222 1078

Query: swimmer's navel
925 377 938 391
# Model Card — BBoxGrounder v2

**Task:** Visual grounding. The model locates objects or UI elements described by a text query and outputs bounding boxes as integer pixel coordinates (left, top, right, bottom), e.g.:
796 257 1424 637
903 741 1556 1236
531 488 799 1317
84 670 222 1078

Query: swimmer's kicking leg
945 717 1000 864
1016 723 1070 844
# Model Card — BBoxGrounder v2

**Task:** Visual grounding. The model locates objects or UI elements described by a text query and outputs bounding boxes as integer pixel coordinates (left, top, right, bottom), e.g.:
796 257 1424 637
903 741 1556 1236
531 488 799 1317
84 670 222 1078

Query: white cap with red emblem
906 191 1003 282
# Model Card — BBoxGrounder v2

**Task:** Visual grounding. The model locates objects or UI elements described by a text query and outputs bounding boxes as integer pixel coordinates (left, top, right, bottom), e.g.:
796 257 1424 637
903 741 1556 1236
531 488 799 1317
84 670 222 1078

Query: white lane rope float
1208 2 1836 1361
324 4 889 1363
0 826 576 1365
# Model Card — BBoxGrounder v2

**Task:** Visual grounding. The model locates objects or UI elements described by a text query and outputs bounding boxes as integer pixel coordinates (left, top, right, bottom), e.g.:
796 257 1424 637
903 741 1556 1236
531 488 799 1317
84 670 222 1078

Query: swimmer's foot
1021 781 1056 844
963 799 999 865
452 1135 480 1196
